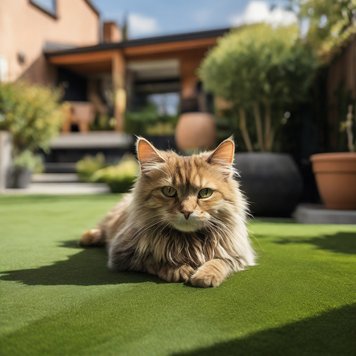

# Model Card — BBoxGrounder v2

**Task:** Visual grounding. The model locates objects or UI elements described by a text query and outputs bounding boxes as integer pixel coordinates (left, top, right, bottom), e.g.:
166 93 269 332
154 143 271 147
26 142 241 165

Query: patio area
1 1 355 355
0 195 355 355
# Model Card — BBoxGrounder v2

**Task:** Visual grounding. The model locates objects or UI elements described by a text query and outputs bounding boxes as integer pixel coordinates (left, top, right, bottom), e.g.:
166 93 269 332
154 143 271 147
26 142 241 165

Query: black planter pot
234 153 302 217
6 167 32 189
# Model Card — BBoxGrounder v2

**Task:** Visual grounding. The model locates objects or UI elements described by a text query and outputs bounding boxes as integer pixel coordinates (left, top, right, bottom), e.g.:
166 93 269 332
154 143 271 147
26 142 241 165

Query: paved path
294 204 356 224
2 173 110 195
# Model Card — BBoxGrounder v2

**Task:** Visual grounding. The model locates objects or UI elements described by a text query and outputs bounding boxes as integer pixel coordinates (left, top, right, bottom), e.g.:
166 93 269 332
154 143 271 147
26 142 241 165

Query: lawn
0 195 355 356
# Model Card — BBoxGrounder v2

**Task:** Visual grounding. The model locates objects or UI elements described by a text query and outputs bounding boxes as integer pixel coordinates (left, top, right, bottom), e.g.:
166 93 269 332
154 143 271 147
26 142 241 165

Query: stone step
45 162 77 173
294 204 356 224
50 132 133 149
32 173 79 183
5 182 109 195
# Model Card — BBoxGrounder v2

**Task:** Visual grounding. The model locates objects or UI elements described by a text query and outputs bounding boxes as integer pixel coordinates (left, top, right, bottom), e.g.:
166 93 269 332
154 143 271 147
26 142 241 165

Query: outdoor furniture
62 102 95 133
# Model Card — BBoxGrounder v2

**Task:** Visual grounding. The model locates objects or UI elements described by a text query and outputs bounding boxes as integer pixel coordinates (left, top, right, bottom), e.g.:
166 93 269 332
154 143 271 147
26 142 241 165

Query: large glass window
147 93 180 116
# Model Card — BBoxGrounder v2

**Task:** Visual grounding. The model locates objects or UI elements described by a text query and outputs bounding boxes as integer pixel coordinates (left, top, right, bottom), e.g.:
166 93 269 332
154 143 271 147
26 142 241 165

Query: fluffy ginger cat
80 137 255 287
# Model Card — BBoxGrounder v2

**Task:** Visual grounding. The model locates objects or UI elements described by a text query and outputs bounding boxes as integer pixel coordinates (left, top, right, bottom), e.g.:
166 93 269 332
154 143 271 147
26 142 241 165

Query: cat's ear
207 137 235 166
136 137 164 167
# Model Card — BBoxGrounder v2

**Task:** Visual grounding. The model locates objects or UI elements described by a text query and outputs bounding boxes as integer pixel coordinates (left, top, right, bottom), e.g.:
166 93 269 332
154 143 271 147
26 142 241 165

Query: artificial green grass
0 195 355 356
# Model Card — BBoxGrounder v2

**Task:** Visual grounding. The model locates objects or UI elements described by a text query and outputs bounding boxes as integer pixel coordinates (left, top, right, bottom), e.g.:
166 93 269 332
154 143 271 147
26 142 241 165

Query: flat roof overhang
45 27 230 74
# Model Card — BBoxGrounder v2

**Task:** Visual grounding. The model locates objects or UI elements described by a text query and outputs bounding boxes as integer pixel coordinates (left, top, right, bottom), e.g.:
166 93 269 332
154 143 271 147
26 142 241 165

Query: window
29 0 57 18
148 93 180 116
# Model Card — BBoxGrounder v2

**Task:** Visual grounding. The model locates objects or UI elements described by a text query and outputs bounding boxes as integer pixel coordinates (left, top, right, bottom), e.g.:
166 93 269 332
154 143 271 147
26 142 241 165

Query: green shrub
297 0 356 60
89 114 116 131
92 155 138 193
199 24 318 152
0 82 64 155
76 154 106 182
125 104 177 136
13 150 44 173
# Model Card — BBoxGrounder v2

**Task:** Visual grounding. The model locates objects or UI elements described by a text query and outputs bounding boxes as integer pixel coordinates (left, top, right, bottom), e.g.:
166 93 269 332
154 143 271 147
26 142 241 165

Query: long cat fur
80 137 255 287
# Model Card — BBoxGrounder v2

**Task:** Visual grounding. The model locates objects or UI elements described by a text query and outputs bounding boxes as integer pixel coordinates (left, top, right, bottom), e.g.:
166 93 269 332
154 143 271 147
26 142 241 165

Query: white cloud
128 13 160 37
230 1 297 27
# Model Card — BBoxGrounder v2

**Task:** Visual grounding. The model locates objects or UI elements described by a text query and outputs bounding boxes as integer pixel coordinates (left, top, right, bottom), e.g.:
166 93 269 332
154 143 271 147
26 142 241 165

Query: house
0 0 228 133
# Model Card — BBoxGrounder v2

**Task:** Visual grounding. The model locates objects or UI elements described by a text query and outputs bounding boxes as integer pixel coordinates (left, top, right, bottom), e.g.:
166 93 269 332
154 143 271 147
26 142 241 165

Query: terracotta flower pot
175 112 216 151
311 152 356 210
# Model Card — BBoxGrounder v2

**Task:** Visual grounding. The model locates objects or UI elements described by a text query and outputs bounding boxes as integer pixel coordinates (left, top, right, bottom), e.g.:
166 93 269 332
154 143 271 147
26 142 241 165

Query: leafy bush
296 0 356 60
13 151 44 173
76 154 106 182
125 104 177 136
90 114 116 131
92 155 138 193
0 82 64 154
199 24 318 152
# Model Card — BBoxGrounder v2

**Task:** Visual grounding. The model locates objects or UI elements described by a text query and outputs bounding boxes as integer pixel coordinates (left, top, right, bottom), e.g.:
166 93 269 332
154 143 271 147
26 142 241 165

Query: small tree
199 24 318 152
0 82 64 155
292 0 356 60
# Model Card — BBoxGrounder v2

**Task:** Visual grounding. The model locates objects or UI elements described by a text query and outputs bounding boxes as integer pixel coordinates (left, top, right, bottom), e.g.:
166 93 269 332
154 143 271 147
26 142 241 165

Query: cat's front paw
80 228 104 246
190 267 224 288
158 265 195 283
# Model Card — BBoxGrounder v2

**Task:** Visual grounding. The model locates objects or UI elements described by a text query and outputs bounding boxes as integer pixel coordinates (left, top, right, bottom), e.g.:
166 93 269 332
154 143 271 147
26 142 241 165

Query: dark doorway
57 68 88 101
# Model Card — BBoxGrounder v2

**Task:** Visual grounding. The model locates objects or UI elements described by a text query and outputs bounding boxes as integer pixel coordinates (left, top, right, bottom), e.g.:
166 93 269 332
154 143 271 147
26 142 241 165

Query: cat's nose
181 211 192 220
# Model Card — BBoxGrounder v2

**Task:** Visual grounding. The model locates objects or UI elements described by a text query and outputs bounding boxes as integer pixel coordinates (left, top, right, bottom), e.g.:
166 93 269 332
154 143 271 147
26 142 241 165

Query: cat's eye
161 186 177 197
198 188 213 199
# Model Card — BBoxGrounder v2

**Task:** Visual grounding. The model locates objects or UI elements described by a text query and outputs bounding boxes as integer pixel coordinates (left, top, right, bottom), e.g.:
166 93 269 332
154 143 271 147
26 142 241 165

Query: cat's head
135 137 239 233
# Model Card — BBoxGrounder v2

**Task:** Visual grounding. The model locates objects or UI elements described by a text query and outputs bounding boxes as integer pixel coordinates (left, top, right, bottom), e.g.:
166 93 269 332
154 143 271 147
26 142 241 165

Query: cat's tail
79 228 106 247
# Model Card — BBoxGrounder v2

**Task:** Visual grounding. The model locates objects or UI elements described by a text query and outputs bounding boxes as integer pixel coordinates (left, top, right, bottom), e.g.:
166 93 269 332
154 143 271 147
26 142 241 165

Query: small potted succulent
311 105 356 209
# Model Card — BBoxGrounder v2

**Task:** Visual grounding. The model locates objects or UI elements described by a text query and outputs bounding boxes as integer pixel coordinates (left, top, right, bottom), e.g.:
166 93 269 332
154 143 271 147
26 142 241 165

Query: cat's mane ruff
107 141 255 276
84 138 256 287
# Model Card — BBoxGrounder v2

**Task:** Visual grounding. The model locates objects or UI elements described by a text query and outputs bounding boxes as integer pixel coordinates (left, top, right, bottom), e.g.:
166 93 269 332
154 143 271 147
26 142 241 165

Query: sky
91 0 296 39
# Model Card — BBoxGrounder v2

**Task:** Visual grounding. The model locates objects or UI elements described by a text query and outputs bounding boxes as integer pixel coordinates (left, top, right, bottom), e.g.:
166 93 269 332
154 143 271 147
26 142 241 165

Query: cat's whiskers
86 137 256 287
129 217 166 241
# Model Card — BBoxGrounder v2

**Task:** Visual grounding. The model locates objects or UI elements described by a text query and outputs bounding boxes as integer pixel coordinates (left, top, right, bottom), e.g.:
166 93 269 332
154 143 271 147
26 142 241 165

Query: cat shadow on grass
0 240 163 286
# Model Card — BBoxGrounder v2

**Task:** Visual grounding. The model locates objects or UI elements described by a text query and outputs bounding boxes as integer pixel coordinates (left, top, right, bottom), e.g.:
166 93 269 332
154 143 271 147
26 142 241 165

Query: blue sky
91 0 294 38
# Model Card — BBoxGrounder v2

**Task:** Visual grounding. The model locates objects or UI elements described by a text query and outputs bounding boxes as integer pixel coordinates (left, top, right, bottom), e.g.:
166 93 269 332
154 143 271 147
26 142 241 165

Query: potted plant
0 127 11 191
199 24 318 216
7 151 44 188
311 105 356 209
0 81 64 188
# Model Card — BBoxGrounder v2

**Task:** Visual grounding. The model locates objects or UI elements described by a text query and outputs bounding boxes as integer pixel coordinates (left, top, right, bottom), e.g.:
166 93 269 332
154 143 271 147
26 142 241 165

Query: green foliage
0 82 64 154
340 103 355 152
13 150 44 173
200 24 318 151
89 114 116 131
125 104 177 136
294 0 356 59
76 154 106 182
92 155 139 193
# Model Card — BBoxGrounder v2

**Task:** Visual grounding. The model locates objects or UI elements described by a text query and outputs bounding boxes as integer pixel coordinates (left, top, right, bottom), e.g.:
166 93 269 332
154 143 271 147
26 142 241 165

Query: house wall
0 0 100 85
